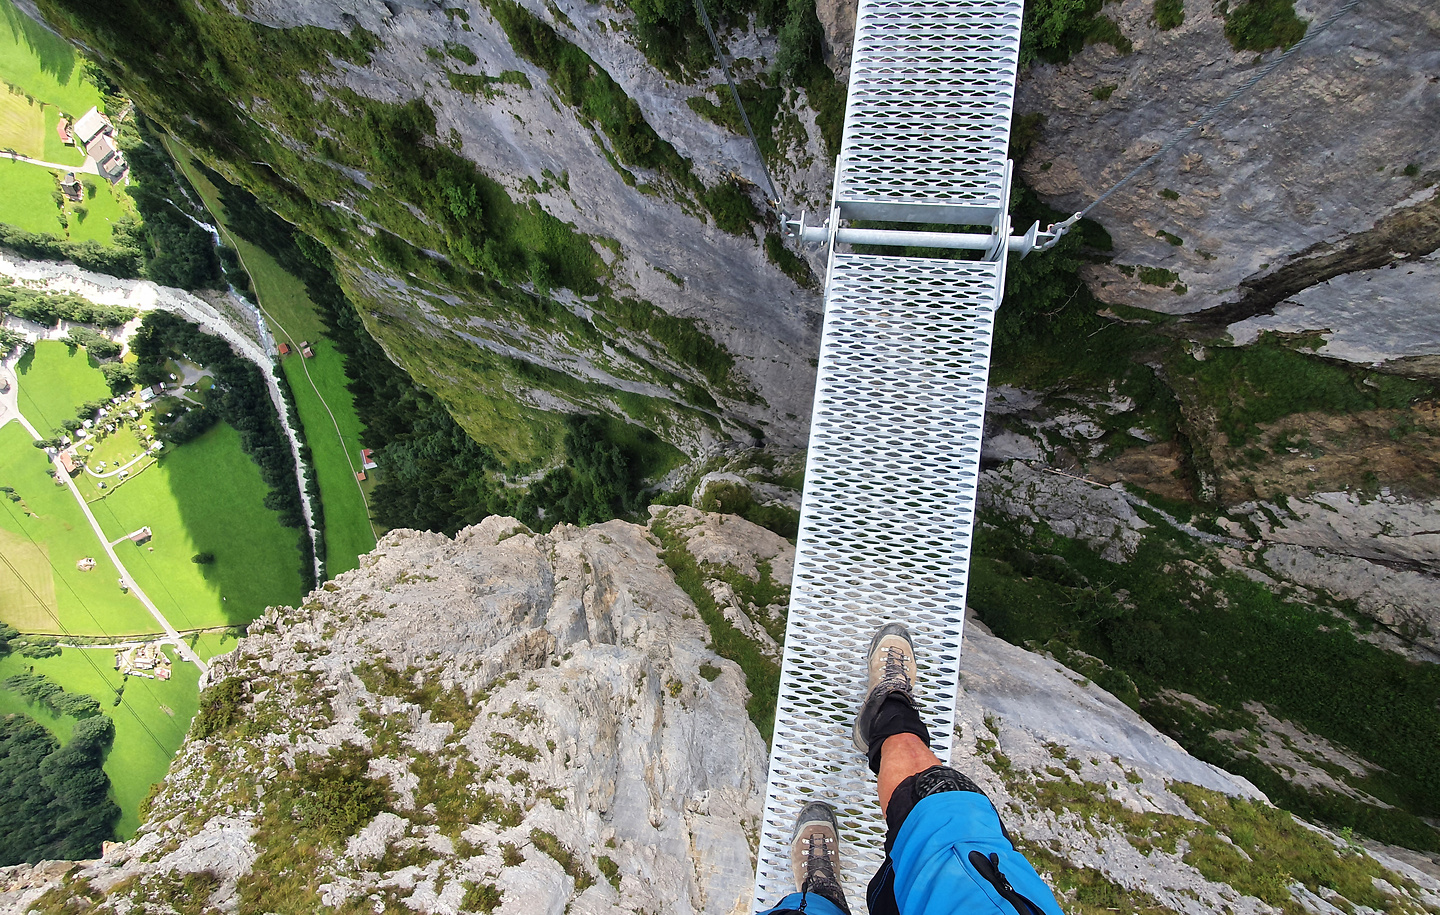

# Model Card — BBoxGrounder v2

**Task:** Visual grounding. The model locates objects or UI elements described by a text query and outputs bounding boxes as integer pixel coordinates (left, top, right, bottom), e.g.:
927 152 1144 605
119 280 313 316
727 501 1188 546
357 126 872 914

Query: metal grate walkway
836 0 1024 228
754 0 1023 905
751 255 1005 907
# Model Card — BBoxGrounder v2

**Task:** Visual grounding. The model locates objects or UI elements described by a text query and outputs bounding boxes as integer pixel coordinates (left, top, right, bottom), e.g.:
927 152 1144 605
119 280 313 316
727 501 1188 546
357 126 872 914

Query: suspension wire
1040 0 1365 240
693 0 786 214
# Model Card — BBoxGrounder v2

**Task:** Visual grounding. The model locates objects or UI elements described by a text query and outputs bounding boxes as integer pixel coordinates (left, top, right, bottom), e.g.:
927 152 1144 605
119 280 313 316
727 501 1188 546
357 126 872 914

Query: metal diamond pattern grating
835 0 1023 225
751 254 1001 910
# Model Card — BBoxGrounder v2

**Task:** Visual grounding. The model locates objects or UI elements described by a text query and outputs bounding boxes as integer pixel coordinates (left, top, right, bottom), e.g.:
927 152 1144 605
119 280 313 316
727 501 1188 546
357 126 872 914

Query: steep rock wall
1015 0 1439 326
28 0 833 463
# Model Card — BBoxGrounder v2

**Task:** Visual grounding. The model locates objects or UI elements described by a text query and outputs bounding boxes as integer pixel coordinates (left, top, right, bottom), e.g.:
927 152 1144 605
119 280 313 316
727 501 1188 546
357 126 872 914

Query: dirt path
4 150 98 174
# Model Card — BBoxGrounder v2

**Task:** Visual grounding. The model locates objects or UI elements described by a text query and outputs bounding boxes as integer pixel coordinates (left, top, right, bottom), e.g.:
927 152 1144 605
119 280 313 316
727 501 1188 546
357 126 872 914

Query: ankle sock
865 693 931 775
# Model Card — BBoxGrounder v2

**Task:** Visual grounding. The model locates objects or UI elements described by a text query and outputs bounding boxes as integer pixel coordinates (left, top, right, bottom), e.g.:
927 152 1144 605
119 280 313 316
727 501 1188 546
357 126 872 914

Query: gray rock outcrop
7 510 1438 915
1018 0 1440 324
978 460 1151 561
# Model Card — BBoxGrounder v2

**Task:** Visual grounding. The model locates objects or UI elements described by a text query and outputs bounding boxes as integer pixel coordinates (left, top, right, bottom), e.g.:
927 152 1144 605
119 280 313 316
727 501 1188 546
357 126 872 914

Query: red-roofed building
355 470 367 482
277 342 291 356
56 118 72 144
57 452 79 476
361 448 377 470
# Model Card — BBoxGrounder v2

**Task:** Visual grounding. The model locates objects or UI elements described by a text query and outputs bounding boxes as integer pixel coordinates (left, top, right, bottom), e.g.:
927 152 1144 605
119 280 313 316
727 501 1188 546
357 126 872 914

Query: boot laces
803 831 837 886
879 645 911 692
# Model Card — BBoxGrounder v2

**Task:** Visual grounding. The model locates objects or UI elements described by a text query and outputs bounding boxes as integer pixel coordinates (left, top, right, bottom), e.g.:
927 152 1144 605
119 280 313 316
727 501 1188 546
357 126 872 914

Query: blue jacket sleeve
889 791 1065 915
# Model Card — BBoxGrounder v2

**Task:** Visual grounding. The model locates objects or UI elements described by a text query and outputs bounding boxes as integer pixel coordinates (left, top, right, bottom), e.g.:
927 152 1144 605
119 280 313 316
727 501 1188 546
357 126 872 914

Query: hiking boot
853 622 918 755
790 801 850 913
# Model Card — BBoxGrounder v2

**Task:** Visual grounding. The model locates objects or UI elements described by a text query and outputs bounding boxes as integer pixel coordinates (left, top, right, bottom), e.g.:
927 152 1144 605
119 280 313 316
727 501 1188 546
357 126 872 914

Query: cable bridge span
754 0 1048 904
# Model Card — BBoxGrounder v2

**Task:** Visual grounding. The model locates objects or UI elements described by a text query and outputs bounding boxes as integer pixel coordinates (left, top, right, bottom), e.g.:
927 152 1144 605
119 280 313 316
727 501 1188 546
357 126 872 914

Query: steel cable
694 0 786 213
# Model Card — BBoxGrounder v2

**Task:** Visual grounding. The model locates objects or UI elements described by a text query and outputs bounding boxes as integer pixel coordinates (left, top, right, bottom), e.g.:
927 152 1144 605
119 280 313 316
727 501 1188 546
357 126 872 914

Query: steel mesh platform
835 0 1024 226
751 253 1002 909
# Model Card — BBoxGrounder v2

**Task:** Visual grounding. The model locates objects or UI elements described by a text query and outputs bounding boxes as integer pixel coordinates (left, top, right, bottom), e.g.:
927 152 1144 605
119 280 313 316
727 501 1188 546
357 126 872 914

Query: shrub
296 757 388 841
1223 0 1307 51
765 233 816 287
191 551 215 564
461 883 502 913
1136 265 1179 286
1021 0 1131 66
191 677 245 739
529 830 593 890
699 481 799 540
1154 0 1183 29
702 181 758 235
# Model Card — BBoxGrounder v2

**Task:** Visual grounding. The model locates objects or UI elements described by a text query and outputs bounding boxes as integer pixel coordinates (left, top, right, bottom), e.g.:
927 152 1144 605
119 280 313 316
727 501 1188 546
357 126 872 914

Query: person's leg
876 732 942 815
854 624 989 915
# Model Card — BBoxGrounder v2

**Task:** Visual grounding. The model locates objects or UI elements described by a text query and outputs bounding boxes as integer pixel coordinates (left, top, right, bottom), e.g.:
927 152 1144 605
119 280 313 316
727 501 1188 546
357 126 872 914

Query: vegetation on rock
1223 0 1308 51
1020 0 1133 67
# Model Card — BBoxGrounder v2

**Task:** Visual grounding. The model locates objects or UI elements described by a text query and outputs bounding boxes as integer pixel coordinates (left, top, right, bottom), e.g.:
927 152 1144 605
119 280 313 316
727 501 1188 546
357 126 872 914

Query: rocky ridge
5 509 1439 915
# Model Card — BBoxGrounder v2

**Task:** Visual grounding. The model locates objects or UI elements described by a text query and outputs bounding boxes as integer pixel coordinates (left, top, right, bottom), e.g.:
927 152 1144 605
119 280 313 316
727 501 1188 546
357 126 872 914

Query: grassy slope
86 422 306 630
188 628 241 662
0 0 104 117
0 3 129 245
0 89 44 154
0 646 201 837
0 92 84 164
171 145 377 574
0 139 126 243
65 174 125 244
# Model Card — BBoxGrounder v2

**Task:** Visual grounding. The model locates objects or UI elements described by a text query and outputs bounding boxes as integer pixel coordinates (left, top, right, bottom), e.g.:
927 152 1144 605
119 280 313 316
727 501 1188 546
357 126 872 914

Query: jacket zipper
968 850 1044 915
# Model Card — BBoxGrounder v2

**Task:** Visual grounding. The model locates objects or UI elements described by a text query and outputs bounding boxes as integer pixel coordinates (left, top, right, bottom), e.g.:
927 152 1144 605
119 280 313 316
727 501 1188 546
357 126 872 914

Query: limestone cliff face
809 0 1440 369
5 510 1439 915
1014 0 1439 340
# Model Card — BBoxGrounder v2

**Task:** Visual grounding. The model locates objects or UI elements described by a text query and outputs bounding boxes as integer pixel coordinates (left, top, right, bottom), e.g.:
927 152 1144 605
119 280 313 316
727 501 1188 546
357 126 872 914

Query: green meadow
0 646 201 837
87 421 306 630
13 339 304 629
0 156 64 233
172 144 378 575
0 1 105 117
0 157 132 243
0 88 86 164
0 421 158 635
188 627 242 662
4 334 306 834
65 172 127 244
15 340 110 434
0 1 132 245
